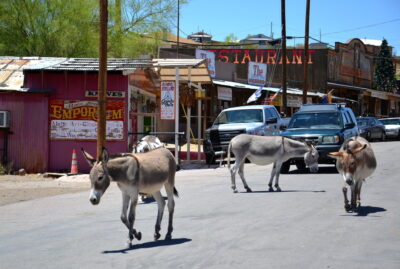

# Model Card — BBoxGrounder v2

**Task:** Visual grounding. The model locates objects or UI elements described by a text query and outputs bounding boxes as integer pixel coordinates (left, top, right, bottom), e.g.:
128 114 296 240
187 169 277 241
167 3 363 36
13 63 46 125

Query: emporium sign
160 81 175 120
195 49 216 77
206 49 316 65
49 100 124 140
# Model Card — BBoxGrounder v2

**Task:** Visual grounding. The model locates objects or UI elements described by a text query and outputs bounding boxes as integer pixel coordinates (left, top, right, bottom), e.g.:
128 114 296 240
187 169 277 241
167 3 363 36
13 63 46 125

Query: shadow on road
240 189 326 194
287 166 338 174
102 238 192 254
356 206 387 217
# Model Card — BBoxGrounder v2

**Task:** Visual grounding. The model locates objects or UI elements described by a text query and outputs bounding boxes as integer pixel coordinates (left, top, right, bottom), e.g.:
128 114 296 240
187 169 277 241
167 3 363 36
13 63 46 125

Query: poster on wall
195 49 216 78
49 100 125 140
248 61 267 86
160 81 175 120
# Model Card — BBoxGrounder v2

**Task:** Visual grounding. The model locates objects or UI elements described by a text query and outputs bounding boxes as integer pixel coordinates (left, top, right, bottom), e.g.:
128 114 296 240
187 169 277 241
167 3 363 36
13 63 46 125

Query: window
264 109 273 120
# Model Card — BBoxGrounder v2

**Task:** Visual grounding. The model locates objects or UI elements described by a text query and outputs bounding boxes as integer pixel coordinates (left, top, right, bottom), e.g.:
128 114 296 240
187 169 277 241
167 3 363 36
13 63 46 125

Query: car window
264 109 273 120
288 112 343 129
343 112 350 124
269 108 280 118
357 118 369 126
379 118 400 125
345 111 354 124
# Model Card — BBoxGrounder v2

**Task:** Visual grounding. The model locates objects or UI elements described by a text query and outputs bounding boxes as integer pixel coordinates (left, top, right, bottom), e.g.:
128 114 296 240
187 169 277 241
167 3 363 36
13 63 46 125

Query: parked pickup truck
203 105 284 164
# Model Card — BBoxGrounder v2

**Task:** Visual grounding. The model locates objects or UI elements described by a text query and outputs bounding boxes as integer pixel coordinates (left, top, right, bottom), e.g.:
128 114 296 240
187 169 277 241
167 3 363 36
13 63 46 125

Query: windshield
288 112 343 129
357 119 370 126
379 119 400 125
214 109 263 124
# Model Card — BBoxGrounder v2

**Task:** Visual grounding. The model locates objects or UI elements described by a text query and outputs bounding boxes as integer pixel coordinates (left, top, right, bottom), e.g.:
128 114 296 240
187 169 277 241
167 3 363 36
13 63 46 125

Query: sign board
160 81 175 120
248 61 267 86
287 95 302 107
196 49 216 78
370 91 388 100
49 100 124 140
267 93 282 106
217 86 232 101
85 91 125 98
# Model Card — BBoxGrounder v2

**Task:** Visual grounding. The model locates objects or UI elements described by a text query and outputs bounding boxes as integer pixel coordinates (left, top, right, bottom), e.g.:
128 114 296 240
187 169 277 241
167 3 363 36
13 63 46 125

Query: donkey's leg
355 180 363 210
152 191 165 241
230 158 242 193
164 183 175 240
120 192 132 246
342 185 351 212
238 161 252 192
268 161 282 191
350 184 357 212
127 189 141 243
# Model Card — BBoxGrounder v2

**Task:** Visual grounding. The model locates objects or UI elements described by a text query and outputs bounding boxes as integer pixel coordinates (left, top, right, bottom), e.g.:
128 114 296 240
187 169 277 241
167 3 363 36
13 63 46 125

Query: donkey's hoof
154 233 161 241
245 187 252 193
275 187 282 192
344 204 351 212
136 232 142 241
268 187 274 192
165 234 172 240
233 189 238 193
126 240 132 248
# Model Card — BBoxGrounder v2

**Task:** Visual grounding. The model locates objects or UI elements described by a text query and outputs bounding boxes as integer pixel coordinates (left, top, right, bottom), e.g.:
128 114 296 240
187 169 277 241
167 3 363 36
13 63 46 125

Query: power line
322 18 400 36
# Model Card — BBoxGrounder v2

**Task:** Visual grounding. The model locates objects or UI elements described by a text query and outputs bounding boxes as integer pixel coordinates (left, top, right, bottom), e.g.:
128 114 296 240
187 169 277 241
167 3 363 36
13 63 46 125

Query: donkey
227 134 319 193
328 136 376 212
82 147 178 247
133 135 164 153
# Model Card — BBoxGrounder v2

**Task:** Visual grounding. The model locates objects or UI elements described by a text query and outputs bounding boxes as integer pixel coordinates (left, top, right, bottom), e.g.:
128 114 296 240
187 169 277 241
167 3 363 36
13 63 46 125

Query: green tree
0 0 98 57
0 0 185 58
373 39 397 92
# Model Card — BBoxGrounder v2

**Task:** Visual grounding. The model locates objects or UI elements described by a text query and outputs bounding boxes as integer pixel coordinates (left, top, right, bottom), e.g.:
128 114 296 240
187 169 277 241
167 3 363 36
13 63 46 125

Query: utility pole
176 0 180 59
281 0 287 114
303 0 310 104
97 0 108 159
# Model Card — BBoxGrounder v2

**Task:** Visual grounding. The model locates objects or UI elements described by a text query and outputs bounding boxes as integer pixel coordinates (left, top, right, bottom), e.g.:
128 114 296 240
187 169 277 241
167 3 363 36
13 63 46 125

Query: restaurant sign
248 61 267 86
196 49 216 77
49 100 124 140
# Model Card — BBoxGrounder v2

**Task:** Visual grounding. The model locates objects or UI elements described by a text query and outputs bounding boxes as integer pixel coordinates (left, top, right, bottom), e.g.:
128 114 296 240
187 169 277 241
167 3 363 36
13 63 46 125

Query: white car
379 118 400 139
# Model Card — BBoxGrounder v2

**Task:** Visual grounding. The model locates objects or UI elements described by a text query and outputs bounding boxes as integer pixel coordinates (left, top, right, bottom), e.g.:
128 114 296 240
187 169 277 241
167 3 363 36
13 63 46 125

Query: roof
223 105 275 111
298 103 348 112
166 33 202 45
25 58 154 71
0 57 51 92
359 39 383 47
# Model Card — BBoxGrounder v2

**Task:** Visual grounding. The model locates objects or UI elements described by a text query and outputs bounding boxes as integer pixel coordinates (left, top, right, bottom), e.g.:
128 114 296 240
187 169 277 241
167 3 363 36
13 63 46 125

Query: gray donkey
82 147 178 247
228 134 319 193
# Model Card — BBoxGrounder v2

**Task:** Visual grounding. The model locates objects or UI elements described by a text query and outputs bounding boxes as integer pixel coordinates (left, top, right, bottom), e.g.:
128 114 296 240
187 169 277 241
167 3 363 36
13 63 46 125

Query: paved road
1 141 399 269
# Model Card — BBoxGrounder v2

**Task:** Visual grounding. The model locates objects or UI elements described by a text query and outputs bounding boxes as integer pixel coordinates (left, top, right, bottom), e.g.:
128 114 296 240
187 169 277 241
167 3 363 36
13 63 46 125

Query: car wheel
380 131 386 141
295 160 306 170
280 160 290 174
365 131 371 141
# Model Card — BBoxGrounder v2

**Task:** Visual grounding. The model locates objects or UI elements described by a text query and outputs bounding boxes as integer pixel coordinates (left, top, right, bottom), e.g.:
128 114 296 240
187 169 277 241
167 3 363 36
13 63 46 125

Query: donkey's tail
173 187 179 198
227 141 232 169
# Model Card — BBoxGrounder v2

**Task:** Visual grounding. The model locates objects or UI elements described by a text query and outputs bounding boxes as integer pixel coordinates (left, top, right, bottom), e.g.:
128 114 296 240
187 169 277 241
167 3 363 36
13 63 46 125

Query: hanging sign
248 61 267 86
160 81 176 120
196 49 216 78
217 86 232 101
49 100 124 140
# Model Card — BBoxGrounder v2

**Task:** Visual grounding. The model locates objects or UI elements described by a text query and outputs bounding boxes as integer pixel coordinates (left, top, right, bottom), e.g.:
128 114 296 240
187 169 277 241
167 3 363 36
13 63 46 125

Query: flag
247 86 263 104
320 89 334 104
269 88 282 102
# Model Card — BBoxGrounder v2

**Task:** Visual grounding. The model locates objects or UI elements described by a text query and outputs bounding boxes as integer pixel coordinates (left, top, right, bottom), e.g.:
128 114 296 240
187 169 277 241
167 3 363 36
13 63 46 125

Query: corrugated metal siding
0 92 49 172
26 71 129 173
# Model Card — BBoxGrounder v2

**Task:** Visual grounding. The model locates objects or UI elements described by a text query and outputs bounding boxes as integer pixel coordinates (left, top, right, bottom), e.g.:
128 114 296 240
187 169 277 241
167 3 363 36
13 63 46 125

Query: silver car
378 117 400 139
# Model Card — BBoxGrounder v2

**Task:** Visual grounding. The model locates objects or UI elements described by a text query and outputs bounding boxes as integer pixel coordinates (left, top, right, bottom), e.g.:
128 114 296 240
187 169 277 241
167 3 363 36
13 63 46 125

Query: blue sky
179 0 400 55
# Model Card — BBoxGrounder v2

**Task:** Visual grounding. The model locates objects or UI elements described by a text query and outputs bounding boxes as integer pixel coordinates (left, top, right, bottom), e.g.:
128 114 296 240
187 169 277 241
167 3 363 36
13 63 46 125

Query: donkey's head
303 141 319 173
81 148 111 205
328 144 367 186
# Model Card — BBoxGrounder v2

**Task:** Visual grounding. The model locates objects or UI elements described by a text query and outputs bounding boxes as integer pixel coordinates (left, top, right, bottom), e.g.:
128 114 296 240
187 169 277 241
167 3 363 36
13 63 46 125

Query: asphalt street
0 141 399 269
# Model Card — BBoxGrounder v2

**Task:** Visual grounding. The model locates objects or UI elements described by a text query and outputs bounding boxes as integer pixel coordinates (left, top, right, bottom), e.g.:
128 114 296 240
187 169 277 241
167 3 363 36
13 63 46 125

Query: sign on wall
196 49 216 77
217 86 232 101
160 81 175 120
85 91 125 98
49 100 124 140
248 61 267 86
287 95 302 107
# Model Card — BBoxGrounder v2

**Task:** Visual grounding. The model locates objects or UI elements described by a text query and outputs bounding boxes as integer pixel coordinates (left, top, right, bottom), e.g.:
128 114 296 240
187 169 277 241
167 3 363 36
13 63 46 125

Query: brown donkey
329 136 376 212
82 147 178 247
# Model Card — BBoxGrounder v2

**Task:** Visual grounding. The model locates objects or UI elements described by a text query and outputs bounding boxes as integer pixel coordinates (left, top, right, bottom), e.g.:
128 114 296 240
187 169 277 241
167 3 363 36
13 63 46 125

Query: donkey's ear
351 144 367 155
328 151 345 159
100 147 109 164
81 148 96 167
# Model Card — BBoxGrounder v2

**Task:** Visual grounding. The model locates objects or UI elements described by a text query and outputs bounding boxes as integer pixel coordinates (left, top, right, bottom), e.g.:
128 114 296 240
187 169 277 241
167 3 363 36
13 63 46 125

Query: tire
380 131 386 141
295 160 306 170
280 160 290 174
365 131 371 141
